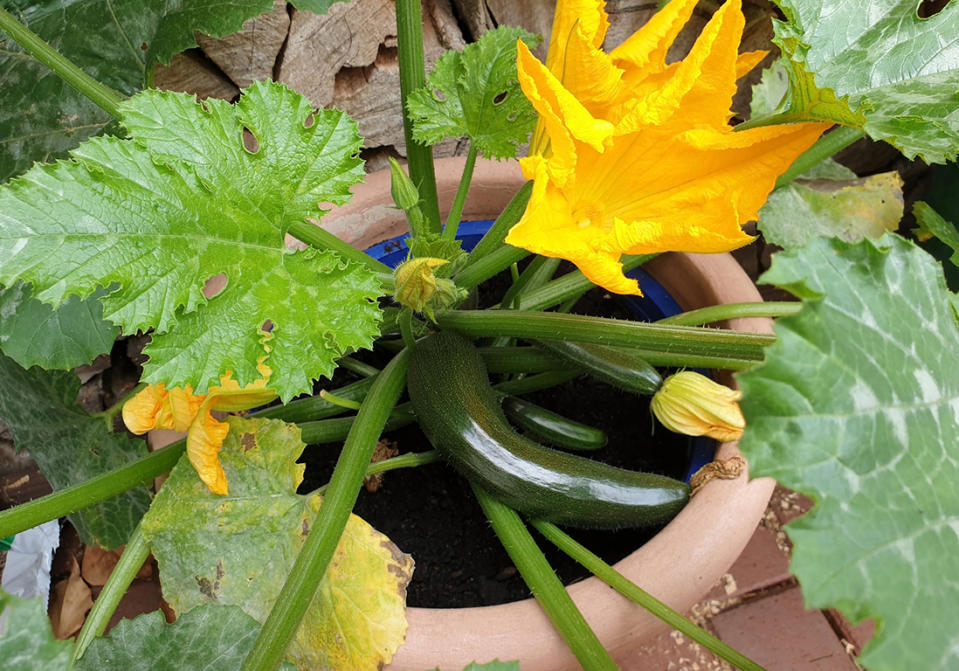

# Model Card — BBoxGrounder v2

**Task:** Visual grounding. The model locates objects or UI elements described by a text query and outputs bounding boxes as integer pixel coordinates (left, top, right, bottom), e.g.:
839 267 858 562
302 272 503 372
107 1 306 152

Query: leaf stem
460 180 532 270
241 348 410 671
286 220 393 279
775 126 865 188
0 442 184 539
313 450 442 495
656 301 801 326
474 487 619 671
335 356 380 378
508 254 656 311
443 143 478 239
437 310 774 363
73 523 151 662
455 244 530 290
0 7 125 119
532 520 768 671
395 0 441 233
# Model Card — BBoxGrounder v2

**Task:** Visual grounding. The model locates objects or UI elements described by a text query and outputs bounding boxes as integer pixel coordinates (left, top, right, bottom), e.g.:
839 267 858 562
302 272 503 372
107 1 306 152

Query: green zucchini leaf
737 233 959 671
0 352 151 548
75 604 295 671
407 26 541 159
0 590 73 670
772 0 959 162
0 283 118 370
141 416 413 670
913 200 959 270
0 81 379 401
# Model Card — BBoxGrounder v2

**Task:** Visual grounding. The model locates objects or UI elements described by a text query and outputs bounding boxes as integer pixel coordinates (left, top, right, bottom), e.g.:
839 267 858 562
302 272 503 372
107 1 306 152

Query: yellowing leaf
141 417 413 671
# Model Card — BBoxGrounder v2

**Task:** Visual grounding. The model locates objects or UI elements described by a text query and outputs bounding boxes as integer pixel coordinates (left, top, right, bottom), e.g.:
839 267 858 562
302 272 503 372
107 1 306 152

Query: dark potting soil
296 276 700 608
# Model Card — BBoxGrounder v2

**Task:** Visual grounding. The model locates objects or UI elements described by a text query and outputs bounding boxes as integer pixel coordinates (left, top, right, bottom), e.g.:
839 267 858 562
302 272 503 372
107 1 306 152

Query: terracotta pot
323 156 776 670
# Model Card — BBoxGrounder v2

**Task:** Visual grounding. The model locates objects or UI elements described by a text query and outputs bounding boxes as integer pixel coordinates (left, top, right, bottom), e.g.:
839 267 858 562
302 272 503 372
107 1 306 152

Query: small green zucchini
535 339 663 395
407 331 689 529
501 396 607 451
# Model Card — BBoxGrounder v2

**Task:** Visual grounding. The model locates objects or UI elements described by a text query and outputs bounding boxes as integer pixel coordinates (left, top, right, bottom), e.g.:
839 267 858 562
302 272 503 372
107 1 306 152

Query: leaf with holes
141 417 413 671
0 81 379 401
0 590 73 670
75 604 295 671
0 352 152 548
772 0 959 162
0 282 118 370
738 233 959 671
408 26 541 159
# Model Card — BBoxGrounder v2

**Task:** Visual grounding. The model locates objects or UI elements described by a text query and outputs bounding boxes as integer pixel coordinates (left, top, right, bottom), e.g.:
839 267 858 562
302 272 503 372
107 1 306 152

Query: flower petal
187 403 231 496
156 385 205 432
122 384 167 435
518 39 614 181
609 0 698 74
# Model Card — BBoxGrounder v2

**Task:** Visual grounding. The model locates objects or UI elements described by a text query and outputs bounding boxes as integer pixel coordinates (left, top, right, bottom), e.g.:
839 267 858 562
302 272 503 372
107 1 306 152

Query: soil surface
297 277 699 608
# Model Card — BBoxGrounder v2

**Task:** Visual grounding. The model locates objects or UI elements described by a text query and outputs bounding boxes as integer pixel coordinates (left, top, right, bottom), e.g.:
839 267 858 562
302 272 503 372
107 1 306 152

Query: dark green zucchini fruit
407 331 689 529
535 339 662 395
501 395 607 451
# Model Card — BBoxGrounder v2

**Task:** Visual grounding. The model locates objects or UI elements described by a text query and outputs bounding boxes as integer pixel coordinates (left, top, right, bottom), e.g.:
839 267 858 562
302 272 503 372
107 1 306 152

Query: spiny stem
532 520 768 671
0 7 125 119
474 487 619 671
656 301 801 326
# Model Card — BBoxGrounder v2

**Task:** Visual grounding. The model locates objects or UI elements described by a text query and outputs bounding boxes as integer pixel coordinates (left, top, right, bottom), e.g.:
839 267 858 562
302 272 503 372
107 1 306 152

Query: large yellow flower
506 0 830 295
123 362 276 495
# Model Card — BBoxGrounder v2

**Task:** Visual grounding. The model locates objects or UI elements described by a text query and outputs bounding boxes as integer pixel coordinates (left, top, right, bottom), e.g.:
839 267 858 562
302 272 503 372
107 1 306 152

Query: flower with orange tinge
650 371 745 442
506 0 830 295
122 361 277 495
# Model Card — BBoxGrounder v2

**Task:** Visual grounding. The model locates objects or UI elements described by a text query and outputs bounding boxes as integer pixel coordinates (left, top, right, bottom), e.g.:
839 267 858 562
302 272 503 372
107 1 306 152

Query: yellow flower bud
650 371 745 442
393 257 448 313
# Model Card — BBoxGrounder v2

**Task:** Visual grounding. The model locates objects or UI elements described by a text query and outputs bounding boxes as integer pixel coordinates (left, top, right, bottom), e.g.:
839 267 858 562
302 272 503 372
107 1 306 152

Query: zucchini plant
1 0 958 670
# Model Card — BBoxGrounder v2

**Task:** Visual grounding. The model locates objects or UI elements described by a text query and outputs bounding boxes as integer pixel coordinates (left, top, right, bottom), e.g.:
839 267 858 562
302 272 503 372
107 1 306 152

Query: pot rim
323 156 776 671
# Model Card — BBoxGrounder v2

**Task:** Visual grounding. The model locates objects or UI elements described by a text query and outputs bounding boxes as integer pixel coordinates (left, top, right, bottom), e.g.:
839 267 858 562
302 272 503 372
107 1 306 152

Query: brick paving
620 486 874 670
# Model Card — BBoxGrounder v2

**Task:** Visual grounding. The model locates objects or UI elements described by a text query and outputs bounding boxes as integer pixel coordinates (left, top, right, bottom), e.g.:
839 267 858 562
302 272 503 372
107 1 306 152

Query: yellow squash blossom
506 0 830 295
650 371 745 442
122 362 277 495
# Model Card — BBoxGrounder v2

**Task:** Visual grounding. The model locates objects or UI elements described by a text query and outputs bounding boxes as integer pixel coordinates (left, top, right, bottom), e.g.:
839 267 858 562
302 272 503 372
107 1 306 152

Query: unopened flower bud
394 257 448 313
650 371 745 442
388 157 421 212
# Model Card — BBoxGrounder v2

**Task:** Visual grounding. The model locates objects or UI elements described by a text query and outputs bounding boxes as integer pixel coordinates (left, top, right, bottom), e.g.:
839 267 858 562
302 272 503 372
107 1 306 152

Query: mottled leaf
0 590 73 670
913 200 959 270
758 166 903 248
408 26 540 159
141 417 413 671
0 0 305 182
75 604 294 671
738 234 959 671
0 353 151 548
773 0 959 162
0 81 379 401
0 283 118 370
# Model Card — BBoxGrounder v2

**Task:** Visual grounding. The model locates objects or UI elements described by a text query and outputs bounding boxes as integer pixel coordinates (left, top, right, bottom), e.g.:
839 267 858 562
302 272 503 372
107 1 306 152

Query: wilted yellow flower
506 0 830 295
123 360 277 495
650 371 745 442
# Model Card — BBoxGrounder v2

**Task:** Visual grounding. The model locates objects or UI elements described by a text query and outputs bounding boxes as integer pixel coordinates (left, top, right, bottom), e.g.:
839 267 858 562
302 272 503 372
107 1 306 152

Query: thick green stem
461 180 533 270
437 310 773 363
286 220 393 280
443 144 478 238
657 301 801 326
73 524 151 663
455 245 530 290
775 126 865 188
395 0 441 232
335 356 380 378
0 442 184 539
532 521 768 671
511 254 655 311
242 348 410 671
474 487 618 671
313 450 442 495
0 7 125 119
